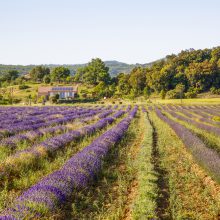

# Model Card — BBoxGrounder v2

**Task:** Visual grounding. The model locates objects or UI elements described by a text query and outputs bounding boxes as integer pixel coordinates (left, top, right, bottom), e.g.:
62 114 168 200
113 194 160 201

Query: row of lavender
177 107 220 126
0 107 128 178
0 106 102 121
0 106 113 150
161 105 220 136
166 104 220 119
166 104 220 122
0 106 108 139
0 105 119 125
0 106 137 219
0 106 84 127
155 107 220 183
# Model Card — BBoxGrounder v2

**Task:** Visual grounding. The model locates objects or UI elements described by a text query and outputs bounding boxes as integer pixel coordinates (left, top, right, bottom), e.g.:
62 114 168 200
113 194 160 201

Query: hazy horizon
1 0 220 65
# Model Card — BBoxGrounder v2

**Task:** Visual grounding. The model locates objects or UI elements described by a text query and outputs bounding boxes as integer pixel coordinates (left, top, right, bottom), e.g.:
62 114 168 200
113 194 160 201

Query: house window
60 92 65 99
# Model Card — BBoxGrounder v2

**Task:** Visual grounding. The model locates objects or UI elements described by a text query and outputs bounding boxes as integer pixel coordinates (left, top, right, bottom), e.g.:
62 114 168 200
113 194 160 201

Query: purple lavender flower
0 107 138 219
155 107 220 183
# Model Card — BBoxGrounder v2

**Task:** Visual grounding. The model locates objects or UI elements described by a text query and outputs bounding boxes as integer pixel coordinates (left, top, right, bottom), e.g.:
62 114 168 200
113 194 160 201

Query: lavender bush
0 109 127 177
0 106 138 219
155 107 220 182
164 108 220 136
0 106 104 139
0 107 111 150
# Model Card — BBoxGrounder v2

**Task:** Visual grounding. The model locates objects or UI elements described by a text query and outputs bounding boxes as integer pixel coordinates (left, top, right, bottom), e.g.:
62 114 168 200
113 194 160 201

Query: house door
60 92 65 99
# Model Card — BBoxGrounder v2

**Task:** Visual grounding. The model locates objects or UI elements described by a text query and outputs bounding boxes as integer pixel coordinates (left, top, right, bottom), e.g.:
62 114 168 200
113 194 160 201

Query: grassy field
2 82 220 106
0 102 220 219
151 97 220 105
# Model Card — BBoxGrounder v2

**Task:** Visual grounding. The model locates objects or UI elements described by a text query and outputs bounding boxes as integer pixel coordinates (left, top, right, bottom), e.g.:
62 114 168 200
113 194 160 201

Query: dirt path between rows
121 112 145 220
151 122 171 219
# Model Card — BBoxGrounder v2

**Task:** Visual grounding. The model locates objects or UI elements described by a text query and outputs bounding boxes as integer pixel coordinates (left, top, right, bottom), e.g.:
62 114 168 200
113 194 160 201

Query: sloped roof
38 86 52 94
38 86 78 93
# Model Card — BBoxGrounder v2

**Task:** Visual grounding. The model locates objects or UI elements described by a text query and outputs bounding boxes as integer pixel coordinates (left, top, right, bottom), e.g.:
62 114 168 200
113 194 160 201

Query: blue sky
0 0 220 65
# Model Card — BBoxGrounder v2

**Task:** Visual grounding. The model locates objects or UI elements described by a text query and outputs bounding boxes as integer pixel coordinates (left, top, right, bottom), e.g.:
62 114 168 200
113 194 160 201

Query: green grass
11 83 39 100
60 109 158 220
2 81 220 107
1 112 100 156
2 104 220 219
153 97 220 105
0 114 124 212
149 110 220 219
56 111 141 220
162 109 220 154
131 110 158 220
0 127 67 161
175 108 220 127
0 117 98 175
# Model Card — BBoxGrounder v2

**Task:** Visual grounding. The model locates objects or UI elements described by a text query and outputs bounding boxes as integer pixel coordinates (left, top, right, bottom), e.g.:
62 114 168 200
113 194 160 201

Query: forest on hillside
66 46 220 99
0 46 220 101
0 61 135 77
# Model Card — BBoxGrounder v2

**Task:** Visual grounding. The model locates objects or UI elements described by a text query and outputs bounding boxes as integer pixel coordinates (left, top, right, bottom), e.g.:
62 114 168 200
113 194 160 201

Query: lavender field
0 104 220 219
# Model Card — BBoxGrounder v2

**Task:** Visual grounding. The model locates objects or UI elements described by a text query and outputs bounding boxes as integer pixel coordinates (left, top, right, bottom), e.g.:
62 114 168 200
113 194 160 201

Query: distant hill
0 61 148 77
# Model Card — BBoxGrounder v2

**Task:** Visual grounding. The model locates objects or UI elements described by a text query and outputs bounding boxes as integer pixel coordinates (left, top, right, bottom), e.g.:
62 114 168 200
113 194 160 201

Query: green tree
185 61 219 91
1 70 19 83
143 86 151 98
116 73 131 96
128 67 146 95
74 67 86 82
77 58 110 85
43 75 51 84
92 81 113 98
166 84 185 99
175 83 185 99
7 70 19 82
50 67 70 83
30 66 50 82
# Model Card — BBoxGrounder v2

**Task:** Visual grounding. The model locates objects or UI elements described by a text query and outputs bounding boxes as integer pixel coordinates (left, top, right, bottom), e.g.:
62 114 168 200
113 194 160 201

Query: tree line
73 47 220 99
0 66 72 86
0 46 220 100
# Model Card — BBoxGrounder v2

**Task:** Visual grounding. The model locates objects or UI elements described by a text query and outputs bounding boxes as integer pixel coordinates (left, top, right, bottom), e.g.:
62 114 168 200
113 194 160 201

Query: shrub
160 90 166 99
50 94 59 104
13 98 22 104
166 89 179 99
184 91 197 98
19 85 30 90
32 94 38 104
38 95 46 104
166 84 185 99
210 87 220 95
0 99 8 105
74 93 80 98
